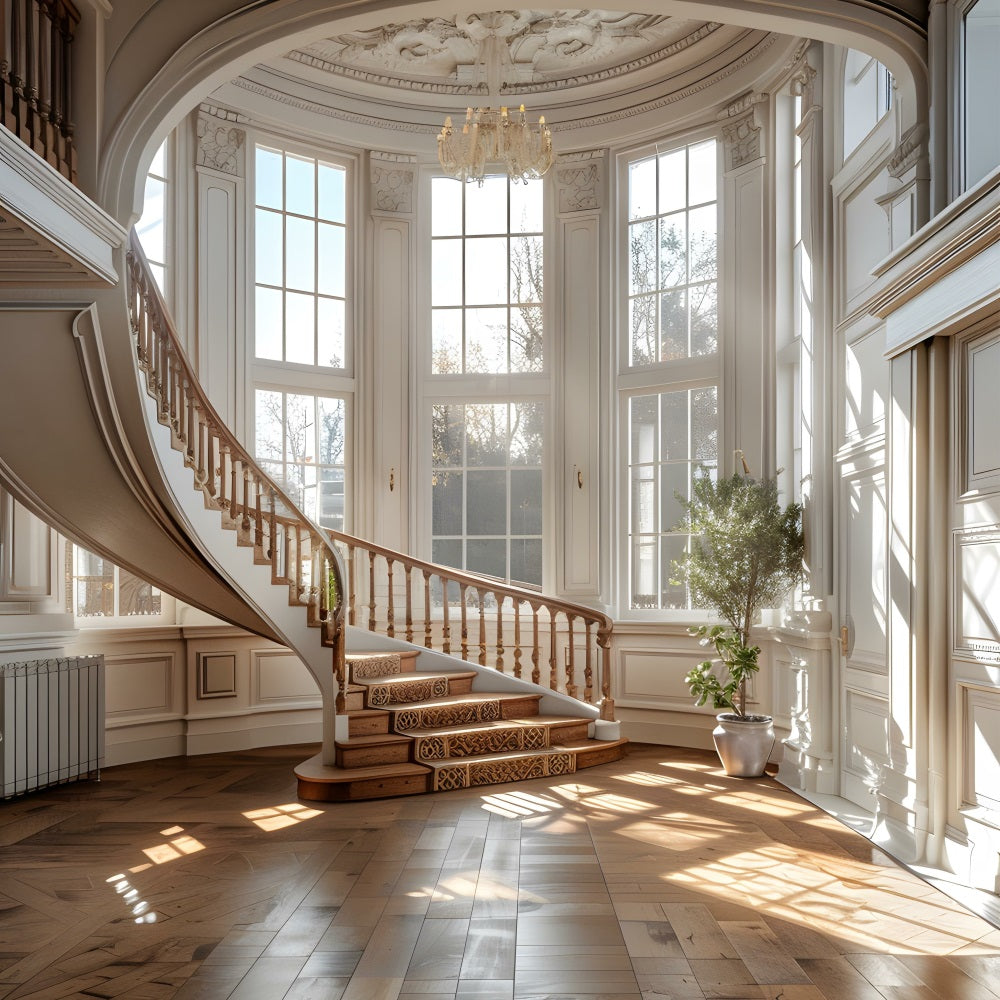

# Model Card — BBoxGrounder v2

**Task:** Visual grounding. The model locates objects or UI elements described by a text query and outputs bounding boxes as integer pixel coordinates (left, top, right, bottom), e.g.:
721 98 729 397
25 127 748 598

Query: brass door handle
840 624 850 657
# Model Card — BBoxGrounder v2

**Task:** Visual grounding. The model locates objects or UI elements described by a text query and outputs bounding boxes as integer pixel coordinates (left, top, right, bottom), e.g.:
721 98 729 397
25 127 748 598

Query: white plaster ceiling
220 8 803 152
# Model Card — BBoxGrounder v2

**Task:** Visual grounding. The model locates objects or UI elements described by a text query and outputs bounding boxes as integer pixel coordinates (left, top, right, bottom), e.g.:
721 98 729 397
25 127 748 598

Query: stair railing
327 531 616 722
124 231 350 711
125 229 616 725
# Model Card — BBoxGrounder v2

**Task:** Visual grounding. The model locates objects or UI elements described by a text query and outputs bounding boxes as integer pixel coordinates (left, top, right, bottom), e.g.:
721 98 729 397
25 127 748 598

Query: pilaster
553 150 604 598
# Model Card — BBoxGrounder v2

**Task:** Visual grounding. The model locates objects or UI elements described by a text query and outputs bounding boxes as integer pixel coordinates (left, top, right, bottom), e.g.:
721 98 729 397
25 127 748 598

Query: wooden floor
1 745 999 1000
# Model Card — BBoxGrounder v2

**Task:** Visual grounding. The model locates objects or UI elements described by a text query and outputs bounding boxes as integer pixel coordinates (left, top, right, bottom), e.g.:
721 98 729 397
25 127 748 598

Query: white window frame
415 167 555 593
615 129 723 621
956 0 1000 194
246 131 359 532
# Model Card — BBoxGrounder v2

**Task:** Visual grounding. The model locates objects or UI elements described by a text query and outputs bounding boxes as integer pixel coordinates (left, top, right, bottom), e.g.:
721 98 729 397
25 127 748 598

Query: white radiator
0 656 105 798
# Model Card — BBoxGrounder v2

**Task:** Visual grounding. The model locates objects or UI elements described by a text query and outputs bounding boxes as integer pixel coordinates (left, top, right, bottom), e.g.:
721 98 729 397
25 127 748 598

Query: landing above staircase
296 651 628 801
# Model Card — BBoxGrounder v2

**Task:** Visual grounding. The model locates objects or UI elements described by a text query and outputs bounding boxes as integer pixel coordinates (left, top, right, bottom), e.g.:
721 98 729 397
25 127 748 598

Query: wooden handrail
327 528 616 721
125 227 616 723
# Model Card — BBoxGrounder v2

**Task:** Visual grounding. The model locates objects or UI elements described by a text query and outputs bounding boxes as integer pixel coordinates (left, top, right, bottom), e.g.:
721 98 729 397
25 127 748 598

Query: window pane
467 470 506 535
510 306 543 373
658 213 686 288
692 387 718 460
432 240 463 307
690 283 718 357
318 163 345 223
286 155 315 217
255 209 283 287
629 157 656 220
433 404 464 467
255 389 284 459
118 570 161 616
510 236 543 303
629 295 657 368
285 394 313 462
433 472 463 535
510 402 543 465
688 204 717 282
432 538 463 572
317 297 345 368
318 223 345 297
467 538 506 579
319 467 345 530
511 179 543 233
149 140 166 178
660 462 688 534
432 309 463 375
319 396 345 464
466 175 507 234
660 288 687 362
688 141 717 205
658 148 686 215
510 538 541 588
511 469 542 534
137 176 165 263
466 403 508 465
660 535 688 609
255 286 283 361
285 291 315 365
256 147 282 209
466 237 508 304
629 221 656 295
432 177 463 236
466 308 507 373
285 216 315 293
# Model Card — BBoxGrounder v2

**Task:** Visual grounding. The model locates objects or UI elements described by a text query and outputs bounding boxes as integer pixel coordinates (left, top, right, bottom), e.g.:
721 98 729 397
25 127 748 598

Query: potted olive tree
674 461 804 777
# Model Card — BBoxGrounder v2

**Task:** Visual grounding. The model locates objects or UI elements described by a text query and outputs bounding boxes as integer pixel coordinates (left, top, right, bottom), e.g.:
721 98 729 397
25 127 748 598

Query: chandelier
438 104 554 185
436 15 554 185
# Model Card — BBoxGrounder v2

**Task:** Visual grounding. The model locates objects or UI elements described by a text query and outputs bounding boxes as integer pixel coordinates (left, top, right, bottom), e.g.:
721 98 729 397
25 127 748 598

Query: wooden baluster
584 621 594 706
293 525 304 602
60 1 75 181
531 603 540 685
423 570 432 649
513 601 522 679
229 450 238 518
267 490 277 568
566 615 577 700
495 595 504 673
37 0 52 164
310 544 321 621
24 0 37 149
477 589 487 666
368 550 377 633
1 2 13 133
206 427 217 498
319 547 329 622
346 543 356 626
253 480 263 549
386 557 395 638
333 615 347 714
442 577 451 655
186 395 195 465
549 608 558 692
598 625 614 721
404 565 413 643
241 464 251 533
460 584 468 661
217 446 229 513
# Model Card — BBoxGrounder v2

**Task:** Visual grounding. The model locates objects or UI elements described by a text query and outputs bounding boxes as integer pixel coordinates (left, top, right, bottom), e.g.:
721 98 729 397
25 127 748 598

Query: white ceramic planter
712 713 775 777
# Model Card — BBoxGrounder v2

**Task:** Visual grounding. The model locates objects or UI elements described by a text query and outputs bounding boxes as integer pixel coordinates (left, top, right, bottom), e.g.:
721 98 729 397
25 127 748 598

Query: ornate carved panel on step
349 653 402 679
431 750 577 791
366 675 449 707
394 699 502 730
413 725 550 761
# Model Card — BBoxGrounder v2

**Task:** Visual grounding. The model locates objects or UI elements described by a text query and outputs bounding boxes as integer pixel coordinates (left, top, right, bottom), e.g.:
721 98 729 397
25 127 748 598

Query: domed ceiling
221 8 801 148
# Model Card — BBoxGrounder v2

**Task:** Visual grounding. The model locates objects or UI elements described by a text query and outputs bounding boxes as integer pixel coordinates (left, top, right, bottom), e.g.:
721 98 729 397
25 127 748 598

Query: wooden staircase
296 651 628 801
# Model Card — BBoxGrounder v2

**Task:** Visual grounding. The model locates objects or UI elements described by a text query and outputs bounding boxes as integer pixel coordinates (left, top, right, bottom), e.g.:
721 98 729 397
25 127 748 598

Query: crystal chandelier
436 15 554 185
437 103 554 185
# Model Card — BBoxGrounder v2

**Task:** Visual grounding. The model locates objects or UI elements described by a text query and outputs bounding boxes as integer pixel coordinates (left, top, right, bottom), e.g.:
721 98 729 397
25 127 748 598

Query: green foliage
685 625 760 717
675 470 804 717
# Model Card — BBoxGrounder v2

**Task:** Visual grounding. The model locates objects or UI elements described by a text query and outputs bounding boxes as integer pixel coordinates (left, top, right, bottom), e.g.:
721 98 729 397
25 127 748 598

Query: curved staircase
297 651 627 800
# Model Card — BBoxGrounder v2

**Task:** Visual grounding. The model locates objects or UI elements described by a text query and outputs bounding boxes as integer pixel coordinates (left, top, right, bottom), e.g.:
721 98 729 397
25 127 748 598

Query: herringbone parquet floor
1 744 998 1000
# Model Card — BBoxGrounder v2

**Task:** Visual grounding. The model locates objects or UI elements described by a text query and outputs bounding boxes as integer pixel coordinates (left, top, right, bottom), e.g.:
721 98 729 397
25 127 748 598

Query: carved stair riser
362 673 475 708
431 750 577 792
348 710 391 737
412 725 550 761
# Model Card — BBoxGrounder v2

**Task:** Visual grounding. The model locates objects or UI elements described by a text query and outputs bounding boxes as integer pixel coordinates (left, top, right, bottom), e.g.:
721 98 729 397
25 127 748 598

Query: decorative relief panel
370 152 415 213
292 12 716 95
556 153 603 213
720 93 766 170
348 652 402 679
366 674 448 707
961 684 1000 815
966 331 1000 493
196 107 246 176
954 528 1000 660
197 652 237 699
394 698 502 730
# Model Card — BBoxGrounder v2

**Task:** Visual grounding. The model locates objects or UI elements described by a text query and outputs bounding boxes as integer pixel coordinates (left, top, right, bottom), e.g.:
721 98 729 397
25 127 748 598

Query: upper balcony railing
1 0 79 184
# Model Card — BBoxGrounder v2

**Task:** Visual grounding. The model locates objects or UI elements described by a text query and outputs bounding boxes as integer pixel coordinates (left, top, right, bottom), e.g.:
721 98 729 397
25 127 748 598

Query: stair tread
334 733 412 749
422 740 623 768
400 715 591 737
295 756 430 783
381 691 540 710
352 670 477 687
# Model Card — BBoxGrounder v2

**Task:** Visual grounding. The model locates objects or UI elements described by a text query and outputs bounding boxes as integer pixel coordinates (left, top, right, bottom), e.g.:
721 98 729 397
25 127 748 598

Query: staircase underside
295 651 628 801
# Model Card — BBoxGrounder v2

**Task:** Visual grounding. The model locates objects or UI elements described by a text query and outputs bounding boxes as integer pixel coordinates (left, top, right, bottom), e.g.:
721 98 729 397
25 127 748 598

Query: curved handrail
327 528 616 721
124 230 349 708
